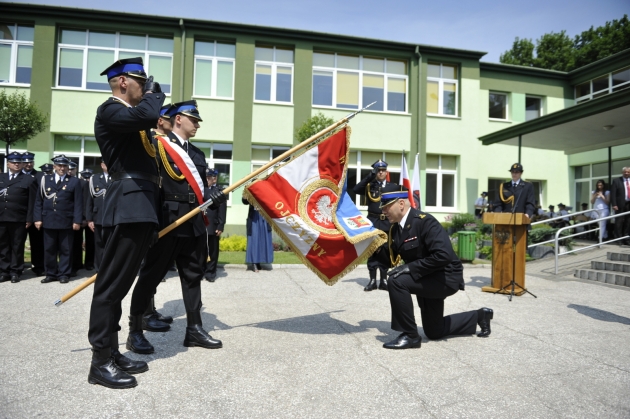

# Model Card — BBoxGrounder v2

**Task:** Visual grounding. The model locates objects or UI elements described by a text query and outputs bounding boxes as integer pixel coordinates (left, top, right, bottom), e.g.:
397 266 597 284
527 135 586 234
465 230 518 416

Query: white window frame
191 141 233 206
426 63 459 118
253 46 294 105
311 53 409 114
574 66 630 103
488 91 509 121
53 135 100 171
250 145 291 174
347 150 401 210
425 155 457 212
525 95 544 121
192 40 235 100
55 29 173 94
0 23 34 86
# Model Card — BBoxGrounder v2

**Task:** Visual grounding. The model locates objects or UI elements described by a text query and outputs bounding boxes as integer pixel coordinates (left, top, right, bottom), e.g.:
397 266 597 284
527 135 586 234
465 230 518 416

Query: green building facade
2 4 629 234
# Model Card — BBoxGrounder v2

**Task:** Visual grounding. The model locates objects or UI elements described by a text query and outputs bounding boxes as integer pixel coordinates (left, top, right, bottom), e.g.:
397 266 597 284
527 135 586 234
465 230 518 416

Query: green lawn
218 251 303 265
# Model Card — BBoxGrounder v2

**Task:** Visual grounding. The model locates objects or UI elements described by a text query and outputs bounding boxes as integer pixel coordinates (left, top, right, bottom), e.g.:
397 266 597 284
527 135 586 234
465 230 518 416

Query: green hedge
219 235 248 252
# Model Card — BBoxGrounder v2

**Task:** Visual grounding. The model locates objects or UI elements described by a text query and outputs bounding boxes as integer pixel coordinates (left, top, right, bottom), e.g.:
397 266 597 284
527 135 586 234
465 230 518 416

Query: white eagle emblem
311 195 333 225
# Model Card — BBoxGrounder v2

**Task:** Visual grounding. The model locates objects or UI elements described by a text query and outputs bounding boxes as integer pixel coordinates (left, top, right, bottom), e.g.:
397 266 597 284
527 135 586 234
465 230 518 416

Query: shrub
479 246 493 260
441 222 453 231
451 213 477 231
272 237 291 252
219 235 247 251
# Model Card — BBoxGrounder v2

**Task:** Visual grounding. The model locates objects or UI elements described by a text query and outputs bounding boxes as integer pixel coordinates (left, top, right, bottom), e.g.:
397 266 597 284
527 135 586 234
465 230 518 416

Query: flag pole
53 102 376 306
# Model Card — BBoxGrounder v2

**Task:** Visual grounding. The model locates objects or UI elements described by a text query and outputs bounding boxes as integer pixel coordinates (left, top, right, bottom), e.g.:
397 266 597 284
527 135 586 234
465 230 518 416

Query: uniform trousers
366 218 388 275
27 224 44 272
43 228 74 279
84 227 95 268
88 222 155 351
388 271 478 340
130 233 205 317
614 201 630 241
72 228 85 272
0 222 28 275
93 224 104 271
205 233 220 275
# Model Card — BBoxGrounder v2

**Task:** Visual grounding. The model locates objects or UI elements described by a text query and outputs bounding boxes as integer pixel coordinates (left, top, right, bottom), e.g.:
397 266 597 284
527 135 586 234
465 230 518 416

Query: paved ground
2 260 630 419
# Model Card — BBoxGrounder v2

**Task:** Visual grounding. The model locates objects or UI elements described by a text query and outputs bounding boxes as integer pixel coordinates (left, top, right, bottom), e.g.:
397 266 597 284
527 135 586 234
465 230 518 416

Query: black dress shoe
41 276 57 283
383 333 422 349
142 313 170 332
378 279 388 290
364 277 377 292
126 331 155 354
205 272 216 282
477 307 493 338
88 357 137 389
59 277 69 284
10 275 20 283
112 349 149 374
184 324 222 349
0 275 10 283
152 309 173 324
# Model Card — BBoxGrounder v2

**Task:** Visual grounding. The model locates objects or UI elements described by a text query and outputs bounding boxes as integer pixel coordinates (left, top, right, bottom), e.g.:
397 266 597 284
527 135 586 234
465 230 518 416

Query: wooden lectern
481 213 530 295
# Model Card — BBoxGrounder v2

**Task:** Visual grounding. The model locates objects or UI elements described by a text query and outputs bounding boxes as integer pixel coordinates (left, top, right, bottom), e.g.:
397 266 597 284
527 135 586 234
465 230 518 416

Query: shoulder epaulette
415 212 426 219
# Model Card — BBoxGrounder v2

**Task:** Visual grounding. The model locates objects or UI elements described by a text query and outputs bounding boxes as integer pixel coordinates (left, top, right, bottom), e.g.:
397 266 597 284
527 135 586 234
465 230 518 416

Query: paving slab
1 263 630 418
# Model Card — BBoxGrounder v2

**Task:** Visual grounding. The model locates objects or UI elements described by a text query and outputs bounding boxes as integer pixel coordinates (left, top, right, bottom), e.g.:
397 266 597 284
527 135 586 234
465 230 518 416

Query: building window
254 46 293 103
56 29 173 93
0 23 34 85
575 66 630 103
192 142 233 202
525 96 542 121
425 154 456 210
345 150 402 207
193 41 235 99
427 63 458 117
54 135 102 173
574 159 630 210
489 92 508 120
312 52 408 113
251 146 290 172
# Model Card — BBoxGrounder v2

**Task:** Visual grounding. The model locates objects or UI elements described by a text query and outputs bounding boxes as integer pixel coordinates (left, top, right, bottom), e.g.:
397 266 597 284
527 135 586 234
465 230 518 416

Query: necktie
10 174 13 181
513 182 517 187
183 141 188 153
626 179 630 200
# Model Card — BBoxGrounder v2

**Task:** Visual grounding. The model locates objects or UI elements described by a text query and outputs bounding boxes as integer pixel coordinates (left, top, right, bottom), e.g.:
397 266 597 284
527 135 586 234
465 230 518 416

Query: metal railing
528 209 603 248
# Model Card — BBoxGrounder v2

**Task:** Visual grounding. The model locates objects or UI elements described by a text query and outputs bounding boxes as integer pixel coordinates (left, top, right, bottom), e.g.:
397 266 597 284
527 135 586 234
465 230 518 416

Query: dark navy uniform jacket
157 132 209 237
353 173 395 231
94 93 164 227
86 174 109 226
0 172 37 223
205 184 226 236
377 208 464 292
492 180 536 217
33 175 83 229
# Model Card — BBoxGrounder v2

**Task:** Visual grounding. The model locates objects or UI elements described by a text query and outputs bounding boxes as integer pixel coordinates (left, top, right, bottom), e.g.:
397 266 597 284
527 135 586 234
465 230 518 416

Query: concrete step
574 268 630 286
608 251 630 262
591 260 630 273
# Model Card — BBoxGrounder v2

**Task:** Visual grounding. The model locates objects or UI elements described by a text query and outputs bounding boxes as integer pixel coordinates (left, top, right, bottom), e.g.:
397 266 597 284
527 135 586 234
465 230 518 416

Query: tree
295 112 335 143
500 15 630 71
0 90 48 158
499 37 536 67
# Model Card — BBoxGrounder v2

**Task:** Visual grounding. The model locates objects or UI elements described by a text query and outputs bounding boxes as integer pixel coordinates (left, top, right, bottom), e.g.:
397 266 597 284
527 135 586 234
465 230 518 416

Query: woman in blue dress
242 198 273 272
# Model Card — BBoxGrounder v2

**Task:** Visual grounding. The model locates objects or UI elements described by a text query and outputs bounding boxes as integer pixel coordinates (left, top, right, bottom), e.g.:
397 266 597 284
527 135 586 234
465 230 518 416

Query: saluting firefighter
376 185 494 350
492 163 536 220
126 100 226 356
23 153 46 276
204 167 226 282
33 155 83 284
353 159 398 291
0 152 37 283
85 159 110 272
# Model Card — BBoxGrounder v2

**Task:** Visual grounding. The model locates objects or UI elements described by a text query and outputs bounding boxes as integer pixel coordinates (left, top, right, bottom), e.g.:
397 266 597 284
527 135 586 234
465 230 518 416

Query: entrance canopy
478 88 630 155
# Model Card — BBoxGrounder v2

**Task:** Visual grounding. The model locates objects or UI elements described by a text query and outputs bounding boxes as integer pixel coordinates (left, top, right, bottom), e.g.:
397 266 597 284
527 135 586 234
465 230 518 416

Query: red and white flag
411 153 421 209
400 154 414 206
243 127 386 285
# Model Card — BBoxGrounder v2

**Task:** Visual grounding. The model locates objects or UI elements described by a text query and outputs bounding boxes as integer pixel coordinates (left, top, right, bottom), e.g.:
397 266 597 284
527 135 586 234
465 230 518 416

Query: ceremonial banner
411 153 422 209
243 127 387 285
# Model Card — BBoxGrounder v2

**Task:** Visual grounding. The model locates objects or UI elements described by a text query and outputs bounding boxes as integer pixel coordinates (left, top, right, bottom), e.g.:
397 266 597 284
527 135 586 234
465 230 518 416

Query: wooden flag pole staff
53 102 375 307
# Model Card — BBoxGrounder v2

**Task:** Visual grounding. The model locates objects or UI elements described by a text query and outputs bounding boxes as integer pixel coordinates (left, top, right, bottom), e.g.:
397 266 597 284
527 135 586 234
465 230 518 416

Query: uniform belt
110 171 161 186
368 212 386 221
165 193 197 204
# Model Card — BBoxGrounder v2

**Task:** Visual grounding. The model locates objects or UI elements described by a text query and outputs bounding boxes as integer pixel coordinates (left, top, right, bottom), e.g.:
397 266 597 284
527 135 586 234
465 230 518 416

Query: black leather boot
378 269 388 290
148 297 173 324
184 311 222 349
364 271 377 291
111 333 148 374
142 303 171 332
88 347 137 389
126 315 155 354
477 307 493 338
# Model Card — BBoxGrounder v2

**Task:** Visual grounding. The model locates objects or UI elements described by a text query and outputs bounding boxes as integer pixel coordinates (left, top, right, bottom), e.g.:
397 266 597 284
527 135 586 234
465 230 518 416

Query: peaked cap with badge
167 100 203 121
100 57 148 81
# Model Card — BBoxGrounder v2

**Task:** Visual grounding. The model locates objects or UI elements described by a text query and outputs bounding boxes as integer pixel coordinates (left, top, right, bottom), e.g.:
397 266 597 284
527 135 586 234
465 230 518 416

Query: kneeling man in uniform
376 185 494 349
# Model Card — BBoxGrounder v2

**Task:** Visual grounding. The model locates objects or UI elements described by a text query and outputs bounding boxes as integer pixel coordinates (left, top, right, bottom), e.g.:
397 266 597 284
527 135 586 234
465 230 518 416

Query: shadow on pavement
568 303 630 325
467 276 491 288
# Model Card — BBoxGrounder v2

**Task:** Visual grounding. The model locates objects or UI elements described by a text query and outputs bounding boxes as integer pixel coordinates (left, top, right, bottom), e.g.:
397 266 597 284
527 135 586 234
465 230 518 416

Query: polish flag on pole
411 153 421 209
399 153 414 205
243 127 386 285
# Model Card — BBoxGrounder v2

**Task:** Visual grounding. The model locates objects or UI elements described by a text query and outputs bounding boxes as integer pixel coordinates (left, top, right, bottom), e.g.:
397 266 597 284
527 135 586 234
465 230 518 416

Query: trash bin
457 231 476 262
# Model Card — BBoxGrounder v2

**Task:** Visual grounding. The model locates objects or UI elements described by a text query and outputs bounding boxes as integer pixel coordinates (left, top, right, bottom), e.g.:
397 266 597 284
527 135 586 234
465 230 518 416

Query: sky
7 0 630 62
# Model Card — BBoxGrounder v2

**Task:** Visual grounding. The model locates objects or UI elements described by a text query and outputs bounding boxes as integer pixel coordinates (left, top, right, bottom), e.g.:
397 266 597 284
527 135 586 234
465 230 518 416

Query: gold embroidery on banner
157 139 185 181
297 178 342 236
